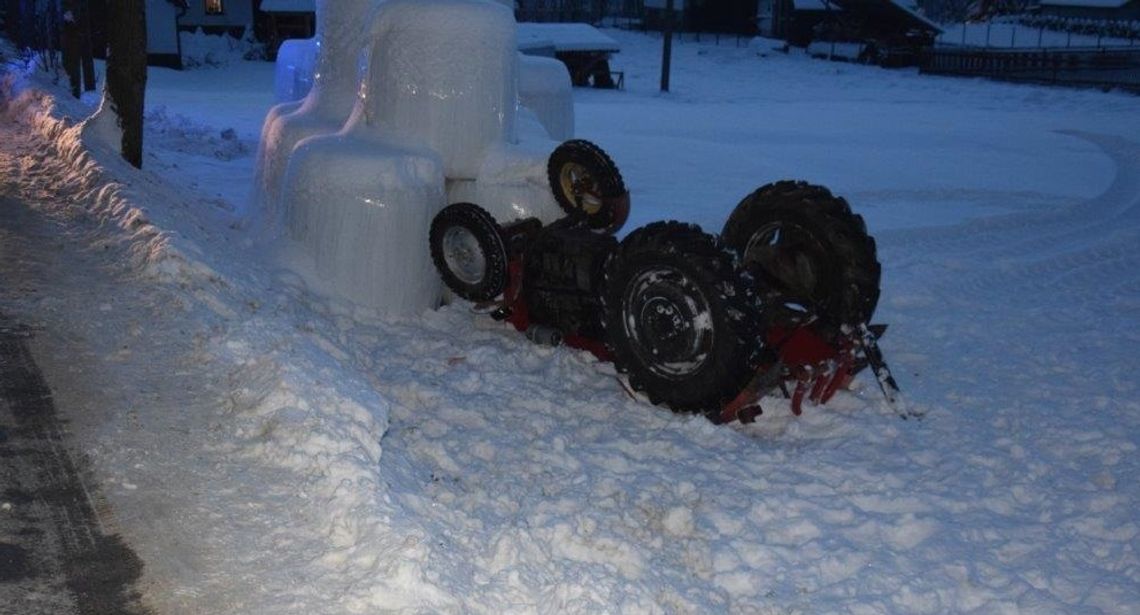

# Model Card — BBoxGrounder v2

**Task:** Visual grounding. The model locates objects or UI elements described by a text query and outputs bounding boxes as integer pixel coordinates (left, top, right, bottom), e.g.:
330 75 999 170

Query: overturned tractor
430 139 903 423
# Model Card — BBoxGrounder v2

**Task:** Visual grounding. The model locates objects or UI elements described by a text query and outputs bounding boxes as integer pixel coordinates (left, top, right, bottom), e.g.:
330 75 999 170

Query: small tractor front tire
430 202 509 302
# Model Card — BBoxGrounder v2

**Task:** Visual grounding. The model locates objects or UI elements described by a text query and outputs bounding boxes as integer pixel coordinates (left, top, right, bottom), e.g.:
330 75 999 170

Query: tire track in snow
879 132 1140 311
879 131 1140 264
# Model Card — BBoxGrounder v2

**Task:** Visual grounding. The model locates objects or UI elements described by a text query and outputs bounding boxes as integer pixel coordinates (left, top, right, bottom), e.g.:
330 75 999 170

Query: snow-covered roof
260 0 314 12
1039 0 1132 7
888 0 942 33
811 0 941 34
793 0 839 10
516 23 621 53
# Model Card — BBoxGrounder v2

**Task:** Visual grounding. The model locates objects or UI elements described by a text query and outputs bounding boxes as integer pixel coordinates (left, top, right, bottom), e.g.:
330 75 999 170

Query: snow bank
1 63 412 613
0 72 172 273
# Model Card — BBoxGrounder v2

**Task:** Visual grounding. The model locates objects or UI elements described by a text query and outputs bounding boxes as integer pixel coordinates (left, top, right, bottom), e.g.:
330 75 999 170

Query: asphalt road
0 205 151 613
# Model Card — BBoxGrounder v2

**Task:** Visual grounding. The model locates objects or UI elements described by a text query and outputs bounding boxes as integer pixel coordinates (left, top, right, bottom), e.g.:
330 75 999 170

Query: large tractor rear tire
721 181 881 327
603 222 763 415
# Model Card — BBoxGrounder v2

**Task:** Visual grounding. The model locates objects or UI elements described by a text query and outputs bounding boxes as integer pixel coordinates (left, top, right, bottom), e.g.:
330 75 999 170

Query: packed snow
2 23 1140 615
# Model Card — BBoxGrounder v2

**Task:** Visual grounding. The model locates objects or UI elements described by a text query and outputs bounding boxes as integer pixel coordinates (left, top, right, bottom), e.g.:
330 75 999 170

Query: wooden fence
921 46 1140 93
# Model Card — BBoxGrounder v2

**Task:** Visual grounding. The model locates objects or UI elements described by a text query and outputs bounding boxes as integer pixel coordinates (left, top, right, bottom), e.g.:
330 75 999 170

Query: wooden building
259 0 315 56
756 0 940 63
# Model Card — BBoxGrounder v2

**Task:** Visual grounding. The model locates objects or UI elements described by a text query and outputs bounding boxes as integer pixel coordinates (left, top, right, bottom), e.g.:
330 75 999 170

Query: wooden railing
920 46 1140 93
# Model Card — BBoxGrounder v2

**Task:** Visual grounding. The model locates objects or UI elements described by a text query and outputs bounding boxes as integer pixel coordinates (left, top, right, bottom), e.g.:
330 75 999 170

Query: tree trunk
78 0 96 92
61 0 81 97
4 0 19 44
106 0 147 168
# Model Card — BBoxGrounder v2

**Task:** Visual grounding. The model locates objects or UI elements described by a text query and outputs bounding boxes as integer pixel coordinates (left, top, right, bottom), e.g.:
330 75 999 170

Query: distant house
1036 0 1140 19
86 0 259 68
757 0 838 45
756 0 940 63
259 0 315 56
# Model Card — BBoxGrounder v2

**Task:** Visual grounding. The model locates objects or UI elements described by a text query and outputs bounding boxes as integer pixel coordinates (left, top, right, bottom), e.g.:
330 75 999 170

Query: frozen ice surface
516 23 622 53
279 0 569 314
280 0 537 314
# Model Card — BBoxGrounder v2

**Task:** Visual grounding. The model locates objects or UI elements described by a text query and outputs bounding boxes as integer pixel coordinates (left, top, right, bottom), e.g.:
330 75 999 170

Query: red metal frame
498 255 870 423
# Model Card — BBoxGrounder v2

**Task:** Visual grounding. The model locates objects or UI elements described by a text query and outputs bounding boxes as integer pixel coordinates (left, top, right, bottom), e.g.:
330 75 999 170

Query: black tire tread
547 139 627 230
429 202 508 302
722 180 881 326
603 222 764 415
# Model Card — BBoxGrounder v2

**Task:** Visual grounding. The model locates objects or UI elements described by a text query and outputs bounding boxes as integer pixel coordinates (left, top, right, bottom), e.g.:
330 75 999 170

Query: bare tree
105 0 147 168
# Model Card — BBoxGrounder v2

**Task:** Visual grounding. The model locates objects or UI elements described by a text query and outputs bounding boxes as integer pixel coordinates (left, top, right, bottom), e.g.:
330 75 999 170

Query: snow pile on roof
259 0 315 11
792 0 838 11
1039 0 1133 6
516 22 621 53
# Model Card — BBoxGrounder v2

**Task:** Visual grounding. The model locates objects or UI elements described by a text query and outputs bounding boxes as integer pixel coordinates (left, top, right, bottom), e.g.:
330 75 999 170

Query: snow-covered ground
2 28 1139 614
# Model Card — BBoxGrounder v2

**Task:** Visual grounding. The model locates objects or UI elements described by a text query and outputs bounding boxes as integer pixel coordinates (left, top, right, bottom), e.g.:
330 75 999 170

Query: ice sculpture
252 0 375 238
518 54 575 141
281 0 544 314
259 0 581 314
273 37 318 104
366 0 518 179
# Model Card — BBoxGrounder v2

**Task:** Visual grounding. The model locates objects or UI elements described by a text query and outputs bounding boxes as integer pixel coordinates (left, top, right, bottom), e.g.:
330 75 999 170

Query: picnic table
517 23 623 88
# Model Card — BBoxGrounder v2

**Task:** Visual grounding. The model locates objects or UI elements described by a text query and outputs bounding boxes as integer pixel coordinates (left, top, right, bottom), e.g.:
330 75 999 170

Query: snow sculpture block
253 0 375 237
367 0 518 180
281 0 525 315
445 140 564 225
283 133 447 313
518 54 575 141
272 0 575 314
273 38 318 103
